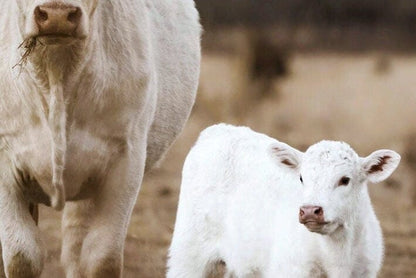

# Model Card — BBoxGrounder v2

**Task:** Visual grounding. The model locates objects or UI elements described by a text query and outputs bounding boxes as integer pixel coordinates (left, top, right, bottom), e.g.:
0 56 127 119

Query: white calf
167 124 400 278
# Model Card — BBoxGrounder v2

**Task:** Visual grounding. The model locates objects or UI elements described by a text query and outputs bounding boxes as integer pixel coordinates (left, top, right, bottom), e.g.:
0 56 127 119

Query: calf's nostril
299 209 305 216
313 207 323 216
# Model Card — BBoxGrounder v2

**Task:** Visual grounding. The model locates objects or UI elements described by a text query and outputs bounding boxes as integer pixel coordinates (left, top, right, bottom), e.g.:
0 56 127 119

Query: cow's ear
361 150 401 183
269 142 303 170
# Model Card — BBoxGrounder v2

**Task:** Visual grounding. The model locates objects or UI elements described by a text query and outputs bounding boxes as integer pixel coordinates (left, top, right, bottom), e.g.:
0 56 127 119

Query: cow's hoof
85 255 121 278
7 252 43 278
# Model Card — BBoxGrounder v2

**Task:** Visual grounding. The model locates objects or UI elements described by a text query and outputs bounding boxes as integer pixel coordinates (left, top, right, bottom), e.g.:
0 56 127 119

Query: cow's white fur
167 124 401 278
0 0 200 276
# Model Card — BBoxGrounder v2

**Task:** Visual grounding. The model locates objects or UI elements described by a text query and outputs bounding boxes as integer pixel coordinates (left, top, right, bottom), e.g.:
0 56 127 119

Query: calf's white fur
0 0 200 277
167 124 400 278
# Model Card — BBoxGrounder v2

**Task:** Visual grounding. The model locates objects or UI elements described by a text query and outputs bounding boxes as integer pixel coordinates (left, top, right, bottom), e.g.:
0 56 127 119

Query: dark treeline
195 0 416 31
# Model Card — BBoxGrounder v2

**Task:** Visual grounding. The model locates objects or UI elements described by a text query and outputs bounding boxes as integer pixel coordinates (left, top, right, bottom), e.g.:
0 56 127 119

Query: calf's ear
361 150 401 183
269 142 303 170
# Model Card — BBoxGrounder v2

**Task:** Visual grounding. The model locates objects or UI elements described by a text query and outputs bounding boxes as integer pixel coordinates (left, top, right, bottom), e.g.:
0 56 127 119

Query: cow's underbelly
12 124 126 204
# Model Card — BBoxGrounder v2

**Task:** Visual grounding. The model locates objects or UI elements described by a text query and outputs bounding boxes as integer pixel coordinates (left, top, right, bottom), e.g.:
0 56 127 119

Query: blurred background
41 1 416 277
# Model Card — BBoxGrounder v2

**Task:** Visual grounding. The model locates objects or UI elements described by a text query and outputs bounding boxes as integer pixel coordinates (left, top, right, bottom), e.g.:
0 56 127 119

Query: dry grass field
39 49 416 277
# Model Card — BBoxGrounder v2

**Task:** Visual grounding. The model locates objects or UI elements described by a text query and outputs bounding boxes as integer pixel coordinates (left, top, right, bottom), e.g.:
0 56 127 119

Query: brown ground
40 51 416 277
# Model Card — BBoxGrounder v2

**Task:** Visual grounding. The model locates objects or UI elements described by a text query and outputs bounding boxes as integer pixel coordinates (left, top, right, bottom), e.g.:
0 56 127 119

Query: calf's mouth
302 220 330 233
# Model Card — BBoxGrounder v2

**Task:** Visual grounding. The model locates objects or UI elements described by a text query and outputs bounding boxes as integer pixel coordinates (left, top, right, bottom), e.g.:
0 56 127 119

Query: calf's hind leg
167 236 218 278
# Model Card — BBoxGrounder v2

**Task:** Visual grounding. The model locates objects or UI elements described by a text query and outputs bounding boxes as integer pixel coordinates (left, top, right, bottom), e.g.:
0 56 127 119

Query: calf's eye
300 175 303 183
338 176 350 186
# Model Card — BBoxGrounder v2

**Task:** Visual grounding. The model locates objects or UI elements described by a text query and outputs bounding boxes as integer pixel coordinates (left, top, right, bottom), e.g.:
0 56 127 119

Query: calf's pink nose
299 206 324 223
34 3 82 36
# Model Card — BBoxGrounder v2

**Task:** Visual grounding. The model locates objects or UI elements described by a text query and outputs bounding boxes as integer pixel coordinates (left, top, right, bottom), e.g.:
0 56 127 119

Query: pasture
40 43 416 277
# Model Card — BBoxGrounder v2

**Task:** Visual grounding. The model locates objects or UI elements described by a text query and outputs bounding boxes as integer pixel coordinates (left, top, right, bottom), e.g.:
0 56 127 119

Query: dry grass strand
13 37 39 69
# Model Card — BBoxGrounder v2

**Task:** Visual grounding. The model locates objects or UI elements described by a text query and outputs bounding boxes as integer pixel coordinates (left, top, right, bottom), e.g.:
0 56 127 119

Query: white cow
167 124 401 278
0 0 200 277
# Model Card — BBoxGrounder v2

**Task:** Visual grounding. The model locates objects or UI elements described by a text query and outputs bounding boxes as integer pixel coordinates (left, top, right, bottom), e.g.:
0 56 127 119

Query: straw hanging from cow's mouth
14 37 40 69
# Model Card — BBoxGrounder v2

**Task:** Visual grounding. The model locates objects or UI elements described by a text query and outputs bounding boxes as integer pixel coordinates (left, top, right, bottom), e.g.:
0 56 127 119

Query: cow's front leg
0 244 5 278
61 200 93 278
79 146 145 278
0 178 45 278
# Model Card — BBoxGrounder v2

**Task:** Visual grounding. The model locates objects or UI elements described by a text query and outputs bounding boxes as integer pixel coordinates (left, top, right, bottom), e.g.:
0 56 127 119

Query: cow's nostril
35 6 48 22
299 209 305 216
67 7 82 24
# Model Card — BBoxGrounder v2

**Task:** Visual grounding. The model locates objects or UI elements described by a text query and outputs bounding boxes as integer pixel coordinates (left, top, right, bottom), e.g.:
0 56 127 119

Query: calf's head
269 141 400 235
16 0 98 45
